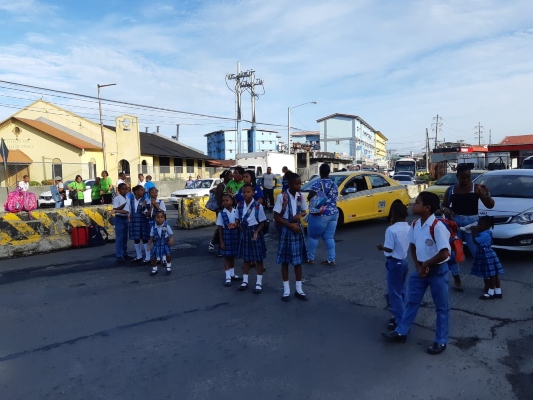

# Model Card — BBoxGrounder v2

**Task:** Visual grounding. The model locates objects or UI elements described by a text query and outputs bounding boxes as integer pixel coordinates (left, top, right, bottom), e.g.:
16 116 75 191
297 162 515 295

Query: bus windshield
394 160 416 175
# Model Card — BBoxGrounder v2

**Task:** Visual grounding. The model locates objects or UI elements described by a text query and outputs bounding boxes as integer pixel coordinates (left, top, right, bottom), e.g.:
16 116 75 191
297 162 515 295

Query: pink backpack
23 191 37 211
4 188 25 213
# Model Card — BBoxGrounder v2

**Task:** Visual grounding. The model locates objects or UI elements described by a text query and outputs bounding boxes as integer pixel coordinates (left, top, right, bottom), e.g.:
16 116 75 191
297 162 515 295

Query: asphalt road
0 206 532 400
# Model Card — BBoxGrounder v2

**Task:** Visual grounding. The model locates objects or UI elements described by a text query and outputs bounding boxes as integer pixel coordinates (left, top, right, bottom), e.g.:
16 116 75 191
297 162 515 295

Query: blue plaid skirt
152 238 171 259
220 227 239 257
471 244 504 278
129 212 151 241
238 225 267 262
276 224 307 265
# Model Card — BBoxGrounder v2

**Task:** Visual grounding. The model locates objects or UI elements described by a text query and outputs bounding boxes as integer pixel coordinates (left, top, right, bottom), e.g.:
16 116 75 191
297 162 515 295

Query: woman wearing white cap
54 176 65 208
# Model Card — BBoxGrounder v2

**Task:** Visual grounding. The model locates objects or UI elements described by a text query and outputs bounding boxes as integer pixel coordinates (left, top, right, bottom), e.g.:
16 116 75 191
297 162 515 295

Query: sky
1 0 533 156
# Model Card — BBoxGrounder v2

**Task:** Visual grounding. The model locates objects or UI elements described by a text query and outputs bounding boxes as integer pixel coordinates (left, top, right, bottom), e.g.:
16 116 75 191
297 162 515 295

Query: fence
136 165 223 182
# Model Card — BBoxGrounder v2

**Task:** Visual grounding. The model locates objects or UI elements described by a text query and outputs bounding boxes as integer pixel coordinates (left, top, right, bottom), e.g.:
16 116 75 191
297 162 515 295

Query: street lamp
97 83 116 172
287 101 317 153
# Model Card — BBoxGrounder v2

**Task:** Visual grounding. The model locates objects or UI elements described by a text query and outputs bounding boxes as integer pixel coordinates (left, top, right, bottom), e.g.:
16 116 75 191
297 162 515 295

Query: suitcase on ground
71 226 89 248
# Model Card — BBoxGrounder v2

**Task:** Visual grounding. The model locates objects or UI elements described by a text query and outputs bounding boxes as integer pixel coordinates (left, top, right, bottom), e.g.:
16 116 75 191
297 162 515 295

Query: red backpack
4 188 25 213
412 217 465 263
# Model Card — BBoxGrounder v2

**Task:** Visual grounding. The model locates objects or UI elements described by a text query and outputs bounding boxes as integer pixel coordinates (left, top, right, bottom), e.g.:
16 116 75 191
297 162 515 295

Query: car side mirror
345 187 356 194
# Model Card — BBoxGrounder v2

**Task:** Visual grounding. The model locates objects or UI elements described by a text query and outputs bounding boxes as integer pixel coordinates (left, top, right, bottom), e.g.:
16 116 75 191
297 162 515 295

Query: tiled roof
204 128 279 136
291 131 319 137
499 135 533 146
207 159 235 167
140 132 210 159
14 118 102 150
0 149 32 163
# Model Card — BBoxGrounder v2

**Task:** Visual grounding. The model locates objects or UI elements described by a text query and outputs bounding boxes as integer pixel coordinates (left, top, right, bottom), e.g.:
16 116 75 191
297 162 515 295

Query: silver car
475 170 533 251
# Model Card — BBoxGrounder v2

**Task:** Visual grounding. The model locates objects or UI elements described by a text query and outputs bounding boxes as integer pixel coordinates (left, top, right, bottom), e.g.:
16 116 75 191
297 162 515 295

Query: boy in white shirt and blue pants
113 183 132 263
382 192 451 355
377 202 410 330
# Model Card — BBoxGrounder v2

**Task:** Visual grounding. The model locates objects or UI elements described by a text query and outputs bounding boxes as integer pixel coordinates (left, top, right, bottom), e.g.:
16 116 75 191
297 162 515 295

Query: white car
474 170 533 251
168 178 221 209
38 179 95 208
394 174 416 187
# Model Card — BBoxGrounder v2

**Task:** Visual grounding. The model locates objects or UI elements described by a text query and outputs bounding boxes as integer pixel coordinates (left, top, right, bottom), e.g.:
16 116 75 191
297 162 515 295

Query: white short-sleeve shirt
18 181 29 192
238 200 266 226
408 214 450 263
383 221 410 260
216 208 237 227
113 194 131 215
273 191 308 220
150 224 173 237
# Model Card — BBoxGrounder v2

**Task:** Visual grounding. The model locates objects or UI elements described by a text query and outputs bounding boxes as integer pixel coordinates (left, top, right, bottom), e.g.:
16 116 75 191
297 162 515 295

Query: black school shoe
427 342 446 355
295 291 308 301
381 331 407 343
116 257 126 263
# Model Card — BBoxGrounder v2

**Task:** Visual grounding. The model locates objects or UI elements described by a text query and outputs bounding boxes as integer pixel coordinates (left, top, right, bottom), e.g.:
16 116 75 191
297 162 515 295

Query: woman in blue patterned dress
129 185 151 263
148 211 174 276
217 193 243 287
470 216 504 300
236 184 267 294
273 172 308 302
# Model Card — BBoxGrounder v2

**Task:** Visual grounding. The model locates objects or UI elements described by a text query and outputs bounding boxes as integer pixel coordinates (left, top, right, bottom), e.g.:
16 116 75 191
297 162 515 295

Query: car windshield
188 180 212 189
395 175 411 181
301 175 350 191
474 174 533 198
435 174 457 185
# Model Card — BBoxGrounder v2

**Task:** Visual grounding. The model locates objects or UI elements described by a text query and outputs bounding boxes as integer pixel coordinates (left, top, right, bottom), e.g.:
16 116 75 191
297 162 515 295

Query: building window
186 159 195 174
88 158 96 179
159 157 170 173
141 160 148 174
52 158 62 180
335 141 340 145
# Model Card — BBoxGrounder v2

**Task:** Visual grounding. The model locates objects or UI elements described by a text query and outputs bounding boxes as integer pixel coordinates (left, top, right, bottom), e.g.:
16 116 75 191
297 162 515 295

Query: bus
523 156 533 169
393 158 417 177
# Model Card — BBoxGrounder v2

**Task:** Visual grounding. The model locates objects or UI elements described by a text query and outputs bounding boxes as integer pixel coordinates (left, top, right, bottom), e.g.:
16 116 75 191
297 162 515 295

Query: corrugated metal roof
140 132 210 159
0 149 33 163
14 118 102 150
291 130 319 137
499 135 533 145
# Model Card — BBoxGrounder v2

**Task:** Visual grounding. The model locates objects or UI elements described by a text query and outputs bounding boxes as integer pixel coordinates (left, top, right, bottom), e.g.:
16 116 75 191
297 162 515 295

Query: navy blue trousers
114 217 129 258
386 257 409 324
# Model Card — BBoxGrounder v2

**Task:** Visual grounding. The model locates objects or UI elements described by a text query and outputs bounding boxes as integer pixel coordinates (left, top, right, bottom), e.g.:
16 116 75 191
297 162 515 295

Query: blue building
291 131 320 150
205 129 280 160
316 113 377 162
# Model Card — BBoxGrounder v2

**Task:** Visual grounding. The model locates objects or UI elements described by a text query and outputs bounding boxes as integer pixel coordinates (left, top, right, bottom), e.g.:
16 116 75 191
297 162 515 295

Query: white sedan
38 179 95 208
168 178 221 209
475 170 533 251
394 174 416 187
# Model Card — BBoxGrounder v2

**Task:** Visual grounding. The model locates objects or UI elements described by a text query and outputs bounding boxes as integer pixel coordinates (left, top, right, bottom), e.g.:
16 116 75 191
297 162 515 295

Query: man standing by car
262 167 277 210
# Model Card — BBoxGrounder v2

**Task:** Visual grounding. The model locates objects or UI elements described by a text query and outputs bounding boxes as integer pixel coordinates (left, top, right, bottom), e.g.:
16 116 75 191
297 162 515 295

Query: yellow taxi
257 174 283 206
300 172 410 225
423 170 486 202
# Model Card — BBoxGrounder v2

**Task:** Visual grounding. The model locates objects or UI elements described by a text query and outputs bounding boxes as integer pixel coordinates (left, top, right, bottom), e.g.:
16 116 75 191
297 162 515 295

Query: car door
338 175 373 221
368 174 392 217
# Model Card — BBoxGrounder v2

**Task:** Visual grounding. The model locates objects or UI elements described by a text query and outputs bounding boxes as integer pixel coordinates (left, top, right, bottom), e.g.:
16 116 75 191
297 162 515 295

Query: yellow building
0 100 212 188
374 130 388 162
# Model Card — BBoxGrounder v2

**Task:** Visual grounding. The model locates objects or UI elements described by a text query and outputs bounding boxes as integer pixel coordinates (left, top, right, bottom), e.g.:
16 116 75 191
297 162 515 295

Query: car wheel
173 204 179 210
337 208 344 227
387 200 403 222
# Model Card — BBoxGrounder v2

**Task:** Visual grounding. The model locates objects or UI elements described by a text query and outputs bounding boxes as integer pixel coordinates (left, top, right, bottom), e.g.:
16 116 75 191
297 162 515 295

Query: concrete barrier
0 206 115 259
177 196 216 229
406 184 429 199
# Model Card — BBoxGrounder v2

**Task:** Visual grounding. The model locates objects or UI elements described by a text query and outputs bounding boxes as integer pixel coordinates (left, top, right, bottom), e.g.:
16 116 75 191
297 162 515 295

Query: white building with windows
316 113 377 163
205 129 280 160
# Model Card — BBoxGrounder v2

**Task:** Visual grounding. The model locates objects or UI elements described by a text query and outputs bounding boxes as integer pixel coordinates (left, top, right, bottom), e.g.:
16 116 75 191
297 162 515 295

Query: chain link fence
0 162 95 189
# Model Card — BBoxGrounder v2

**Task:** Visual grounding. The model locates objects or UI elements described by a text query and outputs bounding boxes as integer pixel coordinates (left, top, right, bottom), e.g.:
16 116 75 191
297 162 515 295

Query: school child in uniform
148 211 174 276
273 172 308 302
129 185 151 263
382 192 451 355
217 193 243 286
145 187 166 264
376 202 410 330
112 183 132 263
470 216 504 299
236 184 267 294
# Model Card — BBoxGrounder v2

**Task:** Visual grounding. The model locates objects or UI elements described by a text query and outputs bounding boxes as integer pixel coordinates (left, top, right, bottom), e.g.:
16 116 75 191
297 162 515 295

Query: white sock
495 287 502 294
143 243 150 260
151 266 158 272
256 275 263 287
283 281 290 296
230 267 236 277
296 281 304 294
134 243 142 258
488 288 495 295
166 262 171 271
225 270 231 280
243 274 249 284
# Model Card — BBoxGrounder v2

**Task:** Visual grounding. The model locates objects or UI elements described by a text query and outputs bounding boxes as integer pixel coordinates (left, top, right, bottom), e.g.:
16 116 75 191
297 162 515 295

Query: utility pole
489 129 492 145
425 128 430 173
97 83 116 172
240 69 264 152
432 114 442 149
474 122 484 146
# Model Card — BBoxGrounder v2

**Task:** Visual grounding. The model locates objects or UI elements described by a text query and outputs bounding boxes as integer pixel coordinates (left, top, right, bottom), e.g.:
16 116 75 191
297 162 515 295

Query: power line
431 114 442 149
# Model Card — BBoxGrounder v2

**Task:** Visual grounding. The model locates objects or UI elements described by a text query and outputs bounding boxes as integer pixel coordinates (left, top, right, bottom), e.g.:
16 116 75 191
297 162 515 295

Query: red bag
412 217 465 263
71 226 89 248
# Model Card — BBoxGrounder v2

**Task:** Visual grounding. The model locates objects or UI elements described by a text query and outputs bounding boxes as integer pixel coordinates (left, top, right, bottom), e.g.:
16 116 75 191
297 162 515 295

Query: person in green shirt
91 177 102 205
68 175 86 207
100 170 114 204
225 167 245 198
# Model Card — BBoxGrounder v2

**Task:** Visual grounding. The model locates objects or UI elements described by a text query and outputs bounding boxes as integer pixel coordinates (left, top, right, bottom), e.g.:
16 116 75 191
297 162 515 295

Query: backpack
88 225 109 246
309 180 331 215
205 189 219 211
23 191 37 211
412 217 465 263
4 188 25 213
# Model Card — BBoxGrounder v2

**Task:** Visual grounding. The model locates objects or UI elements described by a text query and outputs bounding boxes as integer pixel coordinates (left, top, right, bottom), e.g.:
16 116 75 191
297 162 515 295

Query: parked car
38 179 95 208
474 170 533 251
423 170 486 201
168 178 221 209
300 171 410 225
394 174 416 187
